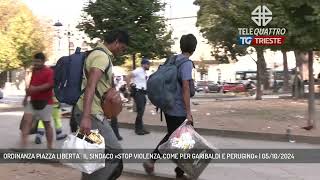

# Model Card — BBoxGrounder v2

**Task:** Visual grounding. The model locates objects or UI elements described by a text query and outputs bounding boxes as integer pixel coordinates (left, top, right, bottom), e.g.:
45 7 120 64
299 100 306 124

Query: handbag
101 87 123 119
83 55 123 119
30 100 48 110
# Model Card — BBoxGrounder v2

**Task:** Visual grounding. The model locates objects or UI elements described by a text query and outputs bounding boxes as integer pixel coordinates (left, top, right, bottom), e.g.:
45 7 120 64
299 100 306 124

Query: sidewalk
0 163 172 180
1 96 320 143
1 111 320 180
118 98 320 144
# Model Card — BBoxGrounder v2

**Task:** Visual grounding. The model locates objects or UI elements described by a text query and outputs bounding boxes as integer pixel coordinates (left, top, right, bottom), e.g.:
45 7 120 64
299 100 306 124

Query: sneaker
143 161 154 175
175 167 186 179
176 175 190 180
56 133 67 140
135 131 146 135
35 136 42 144
135 130 150 135
142 129 150 134
117 136 123 141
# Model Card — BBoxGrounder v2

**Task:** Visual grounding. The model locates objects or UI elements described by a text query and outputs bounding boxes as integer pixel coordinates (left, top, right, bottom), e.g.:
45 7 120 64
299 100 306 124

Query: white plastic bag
159 120 219 179
61 129 105 174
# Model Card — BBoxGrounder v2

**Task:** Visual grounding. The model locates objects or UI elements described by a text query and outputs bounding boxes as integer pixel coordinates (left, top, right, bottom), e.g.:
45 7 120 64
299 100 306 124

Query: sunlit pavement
0 111 320 180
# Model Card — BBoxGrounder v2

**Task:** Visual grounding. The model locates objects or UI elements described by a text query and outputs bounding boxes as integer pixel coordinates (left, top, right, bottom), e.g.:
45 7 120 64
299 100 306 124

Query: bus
235 70 294 87
235 71 257 83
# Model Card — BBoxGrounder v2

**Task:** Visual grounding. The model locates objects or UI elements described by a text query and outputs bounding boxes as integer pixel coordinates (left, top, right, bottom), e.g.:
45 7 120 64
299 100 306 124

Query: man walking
143 34 197 179
127 58 150 135
21 52 54 149
73 29 129 180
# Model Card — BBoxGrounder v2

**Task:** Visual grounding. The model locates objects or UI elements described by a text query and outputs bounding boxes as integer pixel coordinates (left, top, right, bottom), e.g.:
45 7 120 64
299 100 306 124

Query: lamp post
53 21 71 56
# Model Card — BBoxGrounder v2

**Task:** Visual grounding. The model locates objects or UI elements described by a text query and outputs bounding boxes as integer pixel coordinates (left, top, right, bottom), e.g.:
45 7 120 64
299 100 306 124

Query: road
0 111 319 180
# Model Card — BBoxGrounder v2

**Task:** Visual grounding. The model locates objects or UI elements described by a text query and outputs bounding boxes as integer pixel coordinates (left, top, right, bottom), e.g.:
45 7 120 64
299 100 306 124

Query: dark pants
69 106 78 133
110 117 121 138
152 114 186 177
133 91 146 132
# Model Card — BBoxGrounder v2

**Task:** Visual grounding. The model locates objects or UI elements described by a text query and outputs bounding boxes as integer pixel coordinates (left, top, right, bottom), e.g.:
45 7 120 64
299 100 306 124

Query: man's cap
141 58 150 65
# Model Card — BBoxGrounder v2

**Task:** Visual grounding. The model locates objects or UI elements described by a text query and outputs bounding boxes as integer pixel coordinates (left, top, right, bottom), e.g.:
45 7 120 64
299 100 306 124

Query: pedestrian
110 75 124 141
73 29 129 180
143 34 197 179
21 52 54 149
126 58 151 135
35 96 67 144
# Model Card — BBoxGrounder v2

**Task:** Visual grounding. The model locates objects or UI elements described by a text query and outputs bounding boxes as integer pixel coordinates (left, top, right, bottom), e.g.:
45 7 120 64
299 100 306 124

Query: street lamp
53 21 72 56
53 21 63 27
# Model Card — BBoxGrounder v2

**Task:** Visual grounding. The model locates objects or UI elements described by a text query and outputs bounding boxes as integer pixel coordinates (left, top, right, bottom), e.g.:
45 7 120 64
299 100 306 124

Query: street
0 111 320 180
0 163 170 180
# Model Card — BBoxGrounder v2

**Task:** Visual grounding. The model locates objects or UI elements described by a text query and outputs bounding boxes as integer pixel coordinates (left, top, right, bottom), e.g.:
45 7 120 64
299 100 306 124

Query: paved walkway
0 163 169 180
1 111 320 180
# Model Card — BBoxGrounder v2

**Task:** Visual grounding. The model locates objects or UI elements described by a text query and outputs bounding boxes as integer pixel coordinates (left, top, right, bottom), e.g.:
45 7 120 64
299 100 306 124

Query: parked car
195 81 208 92
207 81 221 93
195 81 221 93
221 82 246 93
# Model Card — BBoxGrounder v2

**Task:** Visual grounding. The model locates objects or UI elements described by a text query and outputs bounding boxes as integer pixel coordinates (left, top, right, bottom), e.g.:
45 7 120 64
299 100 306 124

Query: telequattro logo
251 5 272 27
238 5 286 46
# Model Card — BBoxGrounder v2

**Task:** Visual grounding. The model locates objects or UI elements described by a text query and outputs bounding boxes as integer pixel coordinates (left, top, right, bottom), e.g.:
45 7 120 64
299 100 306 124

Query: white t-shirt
132 67 147 90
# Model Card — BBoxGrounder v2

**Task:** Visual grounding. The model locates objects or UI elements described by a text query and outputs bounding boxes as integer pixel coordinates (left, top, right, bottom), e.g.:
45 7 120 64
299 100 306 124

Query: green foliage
0 0 52 71
194 0 252 63
78 0 174 65
268 1 320 52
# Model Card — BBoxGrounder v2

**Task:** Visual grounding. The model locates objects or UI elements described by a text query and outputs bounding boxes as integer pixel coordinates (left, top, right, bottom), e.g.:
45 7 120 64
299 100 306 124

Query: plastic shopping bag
61 129 105 174
159 120 218 179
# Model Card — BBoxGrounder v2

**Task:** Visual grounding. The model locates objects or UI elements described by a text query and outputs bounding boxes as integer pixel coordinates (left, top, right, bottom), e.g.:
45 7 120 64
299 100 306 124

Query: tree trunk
261 58 269 90
293 51 307 98
307 51 315 128
282 50 290 92
293 69 300 98
132 53 136 70
255 48 264 100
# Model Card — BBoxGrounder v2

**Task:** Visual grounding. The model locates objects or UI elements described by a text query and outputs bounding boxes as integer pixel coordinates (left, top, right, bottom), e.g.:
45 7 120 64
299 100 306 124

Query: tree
78 0 173 68
277 0 320 128
194 0 270 99
0 0 52 71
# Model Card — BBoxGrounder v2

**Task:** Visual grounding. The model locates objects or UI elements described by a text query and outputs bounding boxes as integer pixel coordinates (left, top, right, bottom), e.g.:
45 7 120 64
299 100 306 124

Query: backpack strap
174 57 194 85
81 48 113 100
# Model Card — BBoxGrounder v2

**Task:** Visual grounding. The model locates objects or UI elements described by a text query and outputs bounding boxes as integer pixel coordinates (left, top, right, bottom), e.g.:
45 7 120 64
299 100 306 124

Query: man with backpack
126 58 151 135
72 30 128 180
143 34 197 179
21 52 54 149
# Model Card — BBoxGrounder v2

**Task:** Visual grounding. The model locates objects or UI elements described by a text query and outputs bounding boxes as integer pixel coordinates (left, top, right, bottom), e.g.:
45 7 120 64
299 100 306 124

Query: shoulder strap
164 55 178 65
82 48 113 99
84 48 113 80
175 57 194 85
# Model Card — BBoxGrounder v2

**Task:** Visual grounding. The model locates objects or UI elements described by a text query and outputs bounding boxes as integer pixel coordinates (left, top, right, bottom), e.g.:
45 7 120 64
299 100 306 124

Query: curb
118 122 320 144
